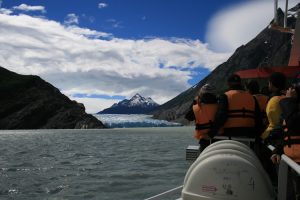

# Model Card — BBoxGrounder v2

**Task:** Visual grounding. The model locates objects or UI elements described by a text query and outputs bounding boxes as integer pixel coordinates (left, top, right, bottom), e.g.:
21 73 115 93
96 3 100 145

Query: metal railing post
284 0 288 28
278 159 289 200
274 0 278 24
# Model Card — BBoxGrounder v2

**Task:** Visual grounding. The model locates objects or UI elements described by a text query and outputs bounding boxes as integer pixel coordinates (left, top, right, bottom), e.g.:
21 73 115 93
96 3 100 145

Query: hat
199 83 216 95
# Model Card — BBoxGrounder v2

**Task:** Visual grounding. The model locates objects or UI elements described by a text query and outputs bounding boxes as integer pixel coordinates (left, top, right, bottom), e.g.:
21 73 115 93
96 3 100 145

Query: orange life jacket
193 103 218 140
283 135 300 163
254 94 269 125
222 90 256 130
283 120 300 163
253 94 268 113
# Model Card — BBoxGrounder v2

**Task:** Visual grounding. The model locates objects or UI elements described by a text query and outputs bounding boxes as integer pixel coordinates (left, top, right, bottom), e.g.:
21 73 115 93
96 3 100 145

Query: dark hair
246 80 259 94
292 72 300 102
198 93 217 104
227 74 241 84
295 87 300 103
291 72 300 88
269 72 286 90
261 86 270 96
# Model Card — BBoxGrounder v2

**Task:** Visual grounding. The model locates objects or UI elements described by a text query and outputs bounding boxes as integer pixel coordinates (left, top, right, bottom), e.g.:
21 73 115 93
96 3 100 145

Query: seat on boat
182 140 276 200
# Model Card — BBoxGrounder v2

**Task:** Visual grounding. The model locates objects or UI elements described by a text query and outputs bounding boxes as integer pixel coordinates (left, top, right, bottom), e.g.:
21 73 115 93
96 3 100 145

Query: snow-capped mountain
97 93 160 114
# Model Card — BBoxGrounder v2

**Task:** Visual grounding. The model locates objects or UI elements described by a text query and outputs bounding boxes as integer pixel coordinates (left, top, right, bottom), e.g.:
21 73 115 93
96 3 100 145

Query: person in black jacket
271 81 300 200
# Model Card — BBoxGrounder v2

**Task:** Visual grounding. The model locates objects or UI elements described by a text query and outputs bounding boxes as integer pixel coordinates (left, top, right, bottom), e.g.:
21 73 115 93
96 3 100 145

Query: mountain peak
98 93 159 114
132 93 142 98
130 93 144 100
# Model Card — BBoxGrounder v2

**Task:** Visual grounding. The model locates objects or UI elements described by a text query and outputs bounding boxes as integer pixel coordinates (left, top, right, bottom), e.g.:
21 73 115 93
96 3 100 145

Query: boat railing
144 137 300 200
267 144 300 200
144 185 183 200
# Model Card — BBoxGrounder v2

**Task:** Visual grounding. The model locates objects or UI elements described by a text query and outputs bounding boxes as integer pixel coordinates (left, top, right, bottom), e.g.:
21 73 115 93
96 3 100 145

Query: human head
261 86 270 96
268 72 286 92
291 72 300 102
227 74 242 87
199 83 216 97
246 80 260 95
292 72 300 88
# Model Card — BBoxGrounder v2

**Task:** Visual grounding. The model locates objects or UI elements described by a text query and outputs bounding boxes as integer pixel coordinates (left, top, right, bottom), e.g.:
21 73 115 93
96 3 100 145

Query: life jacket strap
227 108 255 118
227 114 256 119
227 108 255 114
284 139 300 146
195 121 213 130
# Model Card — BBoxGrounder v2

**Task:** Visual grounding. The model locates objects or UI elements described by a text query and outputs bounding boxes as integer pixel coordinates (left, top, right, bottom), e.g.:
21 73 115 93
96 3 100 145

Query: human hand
271 154 281 164
286 87 297 98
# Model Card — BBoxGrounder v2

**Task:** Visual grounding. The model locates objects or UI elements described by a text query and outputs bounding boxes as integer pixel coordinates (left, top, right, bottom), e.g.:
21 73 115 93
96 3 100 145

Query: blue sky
0 0 299 113
2 0 245 40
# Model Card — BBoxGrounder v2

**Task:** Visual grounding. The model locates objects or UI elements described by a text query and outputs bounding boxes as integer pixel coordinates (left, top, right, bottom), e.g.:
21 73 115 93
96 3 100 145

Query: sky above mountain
0 0 299 113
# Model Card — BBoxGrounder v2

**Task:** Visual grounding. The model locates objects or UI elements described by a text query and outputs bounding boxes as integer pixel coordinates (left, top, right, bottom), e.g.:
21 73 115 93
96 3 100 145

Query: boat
145 0 300 199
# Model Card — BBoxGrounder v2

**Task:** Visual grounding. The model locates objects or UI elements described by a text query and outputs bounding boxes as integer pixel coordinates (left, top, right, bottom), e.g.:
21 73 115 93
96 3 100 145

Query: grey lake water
0 126 195 200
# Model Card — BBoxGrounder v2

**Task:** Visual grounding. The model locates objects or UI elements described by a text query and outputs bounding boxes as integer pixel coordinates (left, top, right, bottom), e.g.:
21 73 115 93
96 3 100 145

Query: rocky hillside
0 67 105 129
152 9 296 124
98 93 159 114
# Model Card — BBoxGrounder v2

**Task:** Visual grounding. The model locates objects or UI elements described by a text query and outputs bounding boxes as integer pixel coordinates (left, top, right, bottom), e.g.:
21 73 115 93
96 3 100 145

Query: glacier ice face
94 114 182 128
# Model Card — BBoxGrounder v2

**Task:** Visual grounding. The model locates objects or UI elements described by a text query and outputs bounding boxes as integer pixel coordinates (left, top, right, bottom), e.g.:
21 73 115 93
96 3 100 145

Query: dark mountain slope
152 9 296 124
0 67 105 129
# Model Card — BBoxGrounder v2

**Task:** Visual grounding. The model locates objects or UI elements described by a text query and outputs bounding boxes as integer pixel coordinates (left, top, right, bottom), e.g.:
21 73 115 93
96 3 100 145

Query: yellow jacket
261 95 285 139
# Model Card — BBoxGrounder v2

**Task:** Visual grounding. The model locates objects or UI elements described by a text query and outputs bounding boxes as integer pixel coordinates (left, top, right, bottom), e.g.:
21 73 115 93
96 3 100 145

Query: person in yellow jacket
261 72 287 142
256 72 287 186
185 83 218 151
207 74 263 139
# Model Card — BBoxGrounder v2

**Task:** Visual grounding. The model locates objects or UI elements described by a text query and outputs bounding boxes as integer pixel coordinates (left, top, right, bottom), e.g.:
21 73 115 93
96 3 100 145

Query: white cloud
66 26 112 39
71 97 119 113
0 13 229 113
64 13 79 25
98 3 108 9
206 0 299 53
13 3 46 13
0 8 12 15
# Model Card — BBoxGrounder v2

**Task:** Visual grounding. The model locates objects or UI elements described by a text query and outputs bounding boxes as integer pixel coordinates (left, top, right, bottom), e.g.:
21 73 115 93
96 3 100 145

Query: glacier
94 114 182 128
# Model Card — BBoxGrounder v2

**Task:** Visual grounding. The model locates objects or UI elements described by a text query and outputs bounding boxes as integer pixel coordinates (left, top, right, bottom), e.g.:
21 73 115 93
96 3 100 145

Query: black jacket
273 97 300 155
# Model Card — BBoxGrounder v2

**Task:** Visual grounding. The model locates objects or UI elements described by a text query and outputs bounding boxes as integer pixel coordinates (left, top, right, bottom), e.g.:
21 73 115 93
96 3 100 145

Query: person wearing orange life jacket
271 85 300 163
261 72 287 143
185 83 218 151
271 80 300 200
207 74 263 139
246 80 269 127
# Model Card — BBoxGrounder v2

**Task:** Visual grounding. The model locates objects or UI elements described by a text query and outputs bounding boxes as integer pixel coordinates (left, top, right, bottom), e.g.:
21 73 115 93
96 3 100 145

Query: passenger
207 74 263 139
245 80 269 127
271 80 300 200
185 84 218 152
261 72 287 143
259 72 286 186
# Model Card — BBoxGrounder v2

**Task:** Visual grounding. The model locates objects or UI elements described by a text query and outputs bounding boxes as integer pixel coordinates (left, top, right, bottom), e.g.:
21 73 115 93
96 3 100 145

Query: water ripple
0 127 194 200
